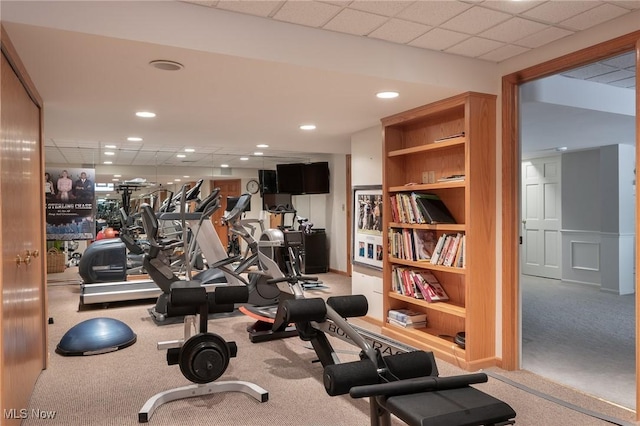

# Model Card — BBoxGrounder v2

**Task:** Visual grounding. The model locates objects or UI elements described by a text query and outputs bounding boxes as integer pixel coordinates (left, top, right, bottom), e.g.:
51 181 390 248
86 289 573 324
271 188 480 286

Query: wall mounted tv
276 162 330 195
258 169 278 195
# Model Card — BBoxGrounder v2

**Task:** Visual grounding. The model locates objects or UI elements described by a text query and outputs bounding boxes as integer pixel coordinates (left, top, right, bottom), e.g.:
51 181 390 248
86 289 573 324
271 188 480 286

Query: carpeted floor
27 270 638 425
522 275 636 409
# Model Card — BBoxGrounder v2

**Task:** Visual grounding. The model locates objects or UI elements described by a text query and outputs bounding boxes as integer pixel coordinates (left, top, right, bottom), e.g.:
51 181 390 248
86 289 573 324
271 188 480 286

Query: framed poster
45 167 96 240
352 185 383 270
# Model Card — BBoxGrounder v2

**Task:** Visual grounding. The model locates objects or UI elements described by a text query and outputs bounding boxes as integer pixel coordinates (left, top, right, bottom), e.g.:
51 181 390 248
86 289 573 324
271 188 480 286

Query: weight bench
350 373 516 426
279 295 516 426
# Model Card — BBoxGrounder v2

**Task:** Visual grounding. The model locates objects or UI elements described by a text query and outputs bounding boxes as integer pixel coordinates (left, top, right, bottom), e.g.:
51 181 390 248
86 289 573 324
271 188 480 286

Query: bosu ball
56 317 137 356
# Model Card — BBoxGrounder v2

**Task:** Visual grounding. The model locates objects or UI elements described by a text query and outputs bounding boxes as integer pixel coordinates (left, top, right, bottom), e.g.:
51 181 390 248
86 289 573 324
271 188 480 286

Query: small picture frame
352 185 383 270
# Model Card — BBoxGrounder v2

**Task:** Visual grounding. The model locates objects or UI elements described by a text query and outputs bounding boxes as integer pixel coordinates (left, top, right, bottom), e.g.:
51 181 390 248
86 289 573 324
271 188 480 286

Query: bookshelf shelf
389 222 467 232
388 136 466 157
388 292 466 318
381 92 497 371
389 181 466 192
389 257 466 275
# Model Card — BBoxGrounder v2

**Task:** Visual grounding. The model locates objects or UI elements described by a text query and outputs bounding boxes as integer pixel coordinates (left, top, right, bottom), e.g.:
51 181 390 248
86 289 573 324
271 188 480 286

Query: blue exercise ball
56 317 137 356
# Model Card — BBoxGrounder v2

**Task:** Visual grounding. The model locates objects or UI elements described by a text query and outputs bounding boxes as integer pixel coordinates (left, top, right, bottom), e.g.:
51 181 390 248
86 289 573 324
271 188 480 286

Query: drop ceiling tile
408 28 469 51
323 8 388 36
601 52 636 69
478 0 544 15
396 1 472 26
515 26 574 48
587 69 635 84
440 6 511 34
562 63 619 79
273 1 342 27
347 1 414 17
479 44 530 62
368 18 430 44
560 3 629 31
607 77 635 89
445 37 505 58
215 1 282 17
479 17 548 43
522 1 599 24
607 1 640 10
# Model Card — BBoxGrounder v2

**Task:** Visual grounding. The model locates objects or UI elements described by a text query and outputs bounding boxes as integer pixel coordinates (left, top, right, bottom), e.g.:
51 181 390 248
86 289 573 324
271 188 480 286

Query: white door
521 156 562 279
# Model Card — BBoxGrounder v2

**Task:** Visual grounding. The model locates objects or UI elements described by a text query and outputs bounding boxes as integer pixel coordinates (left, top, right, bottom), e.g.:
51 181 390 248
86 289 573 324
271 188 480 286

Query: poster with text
352 186 383 270
45 167 96 240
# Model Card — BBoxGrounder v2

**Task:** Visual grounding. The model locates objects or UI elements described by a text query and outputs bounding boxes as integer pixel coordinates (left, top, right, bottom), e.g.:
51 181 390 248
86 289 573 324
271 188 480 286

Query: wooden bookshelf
381 92 497 370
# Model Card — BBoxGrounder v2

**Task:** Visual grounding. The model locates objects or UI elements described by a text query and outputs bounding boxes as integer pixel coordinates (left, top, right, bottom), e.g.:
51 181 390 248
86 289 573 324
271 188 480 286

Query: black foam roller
170 284 207 307
383 351 438 380
349 373 488 399
214 285 249 304
283 298 327 323
323 359 380 396
326 295 368 318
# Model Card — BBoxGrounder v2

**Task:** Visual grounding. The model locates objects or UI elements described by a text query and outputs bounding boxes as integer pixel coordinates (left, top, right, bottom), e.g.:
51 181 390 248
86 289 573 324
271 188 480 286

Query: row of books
392 267 449 302
431 233 465 268
387 308 427 328
389 228 438 262
389 192 456 225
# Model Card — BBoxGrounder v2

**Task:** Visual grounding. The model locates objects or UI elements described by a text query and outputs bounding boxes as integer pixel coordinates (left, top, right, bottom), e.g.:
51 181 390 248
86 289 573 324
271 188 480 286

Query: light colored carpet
31 271 638 425
522 275 635 409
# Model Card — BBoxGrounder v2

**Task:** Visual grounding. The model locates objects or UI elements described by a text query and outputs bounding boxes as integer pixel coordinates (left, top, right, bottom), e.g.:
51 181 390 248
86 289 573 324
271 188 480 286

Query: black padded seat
381 386 516 426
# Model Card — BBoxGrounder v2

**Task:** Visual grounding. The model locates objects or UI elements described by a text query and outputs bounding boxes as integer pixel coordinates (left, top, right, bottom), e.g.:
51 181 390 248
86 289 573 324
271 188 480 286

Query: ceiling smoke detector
149 60 184 71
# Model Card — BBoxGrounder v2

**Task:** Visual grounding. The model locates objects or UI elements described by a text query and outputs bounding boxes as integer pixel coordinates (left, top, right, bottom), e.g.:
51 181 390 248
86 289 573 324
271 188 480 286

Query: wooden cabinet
380 92 497 370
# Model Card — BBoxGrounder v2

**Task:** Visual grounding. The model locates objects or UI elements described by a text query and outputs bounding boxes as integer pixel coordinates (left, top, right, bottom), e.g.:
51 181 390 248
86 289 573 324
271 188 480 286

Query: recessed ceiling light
174 178 181 181
103 161 112 165
112 178 119 181
300 124 316 130
104 151 115 156
240 157 249 161
376 91 399 99
114 174 121 178
256 144 269 148
221 164 229 168
105 144 117 149
149 60 184 71
177 154 186 158
136 111 156 118
555 146 568 152
254 152 263 156
183 175 190 178
127 137 142 142
184 148 195 153
167 182 173 185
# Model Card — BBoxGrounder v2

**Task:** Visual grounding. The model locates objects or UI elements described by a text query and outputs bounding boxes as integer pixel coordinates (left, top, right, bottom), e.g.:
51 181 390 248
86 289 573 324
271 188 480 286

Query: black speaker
302 230 328 274
259 170 277 195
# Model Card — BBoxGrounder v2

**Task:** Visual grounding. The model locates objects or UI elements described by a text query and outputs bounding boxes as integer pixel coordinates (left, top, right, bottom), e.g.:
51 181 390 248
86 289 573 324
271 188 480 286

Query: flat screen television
276 162 330 195
303 161 330 194
258 169 277 195
276 163 304 195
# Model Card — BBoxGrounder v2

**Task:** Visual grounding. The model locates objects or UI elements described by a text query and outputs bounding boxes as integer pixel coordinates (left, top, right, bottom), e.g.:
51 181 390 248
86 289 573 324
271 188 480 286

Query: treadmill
80 180 212 306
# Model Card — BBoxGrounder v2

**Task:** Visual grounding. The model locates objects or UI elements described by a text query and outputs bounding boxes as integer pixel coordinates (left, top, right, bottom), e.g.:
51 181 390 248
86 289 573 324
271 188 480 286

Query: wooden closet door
1 45 46 423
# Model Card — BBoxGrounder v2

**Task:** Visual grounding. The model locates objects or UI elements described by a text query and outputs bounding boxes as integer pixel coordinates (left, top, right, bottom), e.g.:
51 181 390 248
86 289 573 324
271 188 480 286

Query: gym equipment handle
349 373 488 398
266 275 318 285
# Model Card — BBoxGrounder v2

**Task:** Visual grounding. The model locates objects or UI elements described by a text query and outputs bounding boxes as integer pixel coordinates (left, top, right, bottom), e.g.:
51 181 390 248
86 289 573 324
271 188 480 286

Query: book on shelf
418 271 449 302
387 308 427 323
413 229 437 261
430 233 464 267
434 132 465 143
387 317 427 328
437 174 466 183
413 193 456 224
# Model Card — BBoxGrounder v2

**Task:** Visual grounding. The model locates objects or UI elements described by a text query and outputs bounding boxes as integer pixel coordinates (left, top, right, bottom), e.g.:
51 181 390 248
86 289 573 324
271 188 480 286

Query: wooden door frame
501 30 640 414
